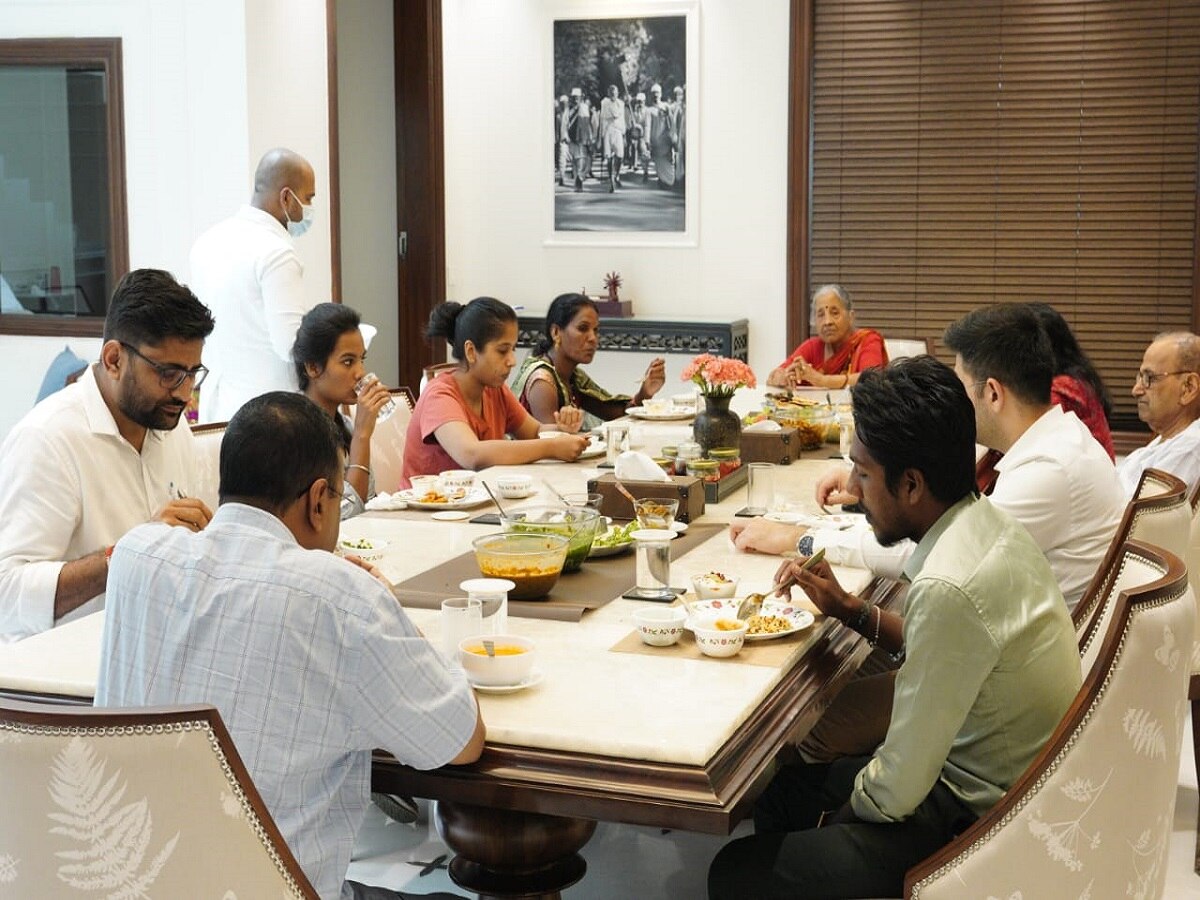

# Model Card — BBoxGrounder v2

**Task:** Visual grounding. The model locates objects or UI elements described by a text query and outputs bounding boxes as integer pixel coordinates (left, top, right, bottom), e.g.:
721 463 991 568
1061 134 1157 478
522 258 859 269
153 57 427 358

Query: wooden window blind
809 0 1200 425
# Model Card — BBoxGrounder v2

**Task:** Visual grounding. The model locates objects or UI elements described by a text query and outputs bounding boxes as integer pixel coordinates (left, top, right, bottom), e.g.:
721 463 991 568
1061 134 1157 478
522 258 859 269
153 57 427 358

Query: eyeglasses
1134 369 1194 388
120 342 208 390
294 479 343 500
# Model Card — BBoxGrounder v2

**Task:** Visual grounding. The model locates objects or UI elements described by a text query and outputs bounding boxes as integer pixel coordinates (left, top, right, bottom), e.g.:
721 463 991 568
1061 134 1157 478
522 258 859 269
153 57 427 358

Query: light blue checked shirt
96 503 479 899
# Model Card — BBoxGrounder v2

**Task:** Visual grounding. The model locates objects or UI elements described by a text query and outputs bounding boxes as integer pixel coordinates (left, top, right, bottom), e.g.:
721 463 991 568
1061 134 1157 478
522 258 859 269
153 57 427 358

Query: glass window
0 38 127 336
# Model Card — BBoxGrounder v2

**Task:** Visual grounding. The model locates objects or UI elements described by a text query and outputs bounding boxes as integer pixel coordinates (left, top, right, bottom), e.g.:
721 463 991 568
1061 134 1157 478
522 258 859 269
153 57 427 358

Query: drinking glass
632 529 674 599
563 492 604 510
355 372 398 422
459 578 513 636
746 463 776 515
605 422 630 465
440 597 482 659
837 412 855 461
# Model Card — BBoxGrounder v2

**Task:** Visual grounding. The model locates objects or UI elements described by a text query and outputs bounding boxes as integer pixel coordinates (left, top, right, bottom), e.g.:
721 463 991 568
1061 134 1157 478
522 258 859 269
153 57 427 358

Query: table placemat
391 523 725 621
609 614 830 667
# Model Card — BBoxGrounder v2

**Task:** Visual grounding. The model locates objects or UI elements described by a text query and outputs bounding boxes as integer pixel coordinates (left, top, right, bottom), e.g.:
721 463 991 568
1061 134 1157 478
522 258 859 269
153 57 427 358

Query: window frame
0 37 127 338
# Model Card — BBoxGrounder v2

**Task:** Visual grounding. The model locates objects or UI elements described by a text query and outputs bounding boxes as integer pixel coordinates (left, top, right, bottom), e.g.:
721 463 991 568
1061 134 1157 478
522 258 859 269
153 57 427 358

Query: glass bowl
472 532 569 600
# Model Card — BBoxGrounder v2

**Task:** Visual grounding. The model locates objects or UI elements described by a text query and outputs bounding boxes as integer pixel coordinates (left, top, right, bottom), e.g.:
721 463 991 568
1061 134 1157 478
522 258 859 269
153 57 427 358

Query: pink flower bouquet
681 354 757 398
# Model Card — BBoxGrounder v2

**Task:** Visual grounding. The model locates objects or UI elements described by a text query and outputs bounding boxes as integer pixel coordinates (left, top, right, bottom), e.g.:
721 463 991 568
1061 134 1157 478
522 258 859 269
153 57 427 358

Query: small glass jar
660 444 679 460
675 441 702 476
652 456 676 475
708 448 741 479
686 458 721 483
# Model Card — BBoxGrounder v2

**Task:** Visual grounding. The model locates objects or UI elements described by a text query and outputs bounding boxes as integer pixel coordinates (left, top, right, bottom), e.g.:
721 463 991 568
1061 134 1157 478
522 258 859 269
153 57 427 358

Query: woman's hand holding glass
351 375 393 439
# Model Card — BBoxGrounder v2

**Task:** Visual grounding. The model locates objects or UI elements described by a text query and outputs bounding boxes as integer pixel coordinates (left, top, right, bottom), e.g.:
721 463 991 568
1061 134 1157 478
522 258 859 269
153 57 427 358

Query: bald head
251 148 316 226
1154 331 1200 373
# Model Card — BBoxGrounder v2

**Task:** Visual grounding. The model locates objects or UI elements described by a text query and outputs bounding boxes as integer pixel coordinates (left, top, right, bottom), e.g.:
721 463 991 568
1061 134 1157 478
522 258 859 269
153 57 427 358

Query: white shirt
190 205 311 423
1117 417 1200 498
814 406 1124 609
96 504 479 900
0 367 197 643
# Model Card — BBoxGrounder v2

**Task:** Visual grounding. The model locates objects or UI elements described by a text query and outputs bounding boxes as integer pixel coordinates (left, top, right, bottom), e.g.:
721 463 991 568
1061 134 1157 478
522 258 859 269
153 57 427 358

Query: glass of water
631 529 674 599
355 372 398 422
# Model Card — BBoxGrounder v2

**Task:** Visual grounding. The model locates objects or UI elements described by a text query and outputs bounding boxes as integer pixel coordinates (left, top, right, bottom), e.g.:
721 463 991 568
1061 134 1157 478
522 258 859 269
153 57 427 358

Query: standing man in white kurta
0 269 215 643
191 147 318 423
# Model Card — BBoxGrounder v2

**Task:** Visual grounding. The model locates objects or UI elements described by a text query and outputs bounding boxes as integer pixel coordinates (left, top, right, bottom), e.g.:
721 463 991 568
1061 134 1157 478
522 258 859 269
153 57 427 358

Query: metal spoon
543 479 570 506
738 549 826 619
613 479 638 507
480 480 510 518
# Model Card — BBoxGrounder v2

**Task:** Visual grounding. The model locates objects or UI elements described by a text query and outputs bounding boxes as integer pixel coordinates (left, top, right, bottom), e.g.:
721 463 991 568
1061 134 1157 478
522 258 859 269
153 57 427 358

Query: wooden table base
438 801 596 899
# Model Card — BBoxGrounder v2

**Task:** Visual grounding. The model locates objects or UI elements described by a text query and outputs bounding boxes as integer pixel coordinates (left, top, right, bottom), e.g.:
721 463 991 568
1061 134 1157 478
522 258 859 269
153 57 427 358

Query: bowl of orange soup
458 634 536 686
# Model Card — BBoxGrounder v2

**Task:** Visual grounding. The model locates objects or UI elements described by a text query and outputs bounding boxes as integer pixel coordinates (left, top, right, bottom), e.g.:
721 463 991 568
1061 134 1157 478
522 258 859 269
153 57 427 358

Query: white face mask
284 188 315 237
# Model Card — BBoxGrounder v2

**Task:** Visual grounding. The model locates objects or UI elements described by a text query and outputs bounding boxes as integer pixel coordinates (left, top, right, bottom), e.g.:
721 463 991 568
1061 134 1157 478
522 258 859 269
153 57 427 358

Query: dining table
0 392 899 899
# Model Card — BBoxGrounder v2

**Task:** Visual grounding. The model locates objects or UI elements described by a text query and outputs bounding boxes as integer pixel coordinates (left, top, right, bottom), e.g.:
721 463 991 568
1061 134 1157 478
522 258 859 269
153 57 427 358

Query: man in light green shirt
709 356 1081 899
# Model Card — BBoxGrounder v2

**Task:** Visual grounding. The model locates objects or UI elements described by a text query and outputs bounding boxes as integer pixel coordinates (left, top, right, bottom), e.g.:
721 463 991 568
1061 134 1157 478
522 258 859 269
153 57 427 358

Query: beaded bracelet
869 605 882 647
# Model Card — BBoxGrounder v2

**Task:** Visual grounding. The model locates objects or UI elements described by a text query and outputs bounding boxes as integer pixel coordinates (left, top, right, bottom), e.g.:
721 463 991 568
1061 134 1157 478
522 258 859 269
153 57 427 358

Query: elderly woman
512 292 665 432
767 284 887 390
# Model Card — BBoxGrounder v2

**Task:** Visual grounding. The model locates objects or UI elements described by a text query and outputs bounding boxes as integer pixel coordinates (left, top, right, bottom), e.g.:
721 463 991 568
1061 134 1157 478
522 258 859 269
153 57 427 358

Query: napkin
615 450 672 482
743 419 782 433
365 491 408 511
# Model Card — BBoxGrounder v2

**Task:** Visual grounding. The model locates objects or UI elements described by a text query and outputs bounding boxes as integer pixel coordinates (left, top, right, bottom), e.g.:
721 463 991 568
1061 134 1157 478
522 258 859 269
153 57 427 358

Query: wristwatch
797 533 815 558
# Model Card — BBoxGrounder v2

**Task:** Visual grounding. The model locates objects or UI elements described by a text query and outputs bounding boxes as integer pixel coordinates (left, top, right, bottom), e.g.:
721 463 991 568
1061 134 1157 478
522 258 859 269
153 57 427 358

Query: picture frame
545 1 699 247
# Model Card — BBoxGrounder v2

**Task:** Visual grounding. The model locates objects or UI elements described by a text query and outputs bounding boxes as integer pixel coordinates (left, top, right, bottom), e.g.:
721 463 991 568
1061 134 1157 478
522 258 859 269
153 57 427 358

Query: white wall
0 0 334 438
441 0 791 384
336 0 400 386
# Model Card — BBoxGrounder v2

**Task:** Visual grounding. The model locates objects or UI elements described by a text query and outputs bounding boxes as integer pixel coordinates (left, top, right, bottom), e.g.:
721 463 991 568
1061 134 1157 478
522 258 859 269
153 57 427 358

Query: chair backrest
1072 468 1189 671
0 699 317 897
189 420 227 512
906 539 1194 899
883 337 933 361
1188 480 1200 678
368 387 415 495
420 362 458 394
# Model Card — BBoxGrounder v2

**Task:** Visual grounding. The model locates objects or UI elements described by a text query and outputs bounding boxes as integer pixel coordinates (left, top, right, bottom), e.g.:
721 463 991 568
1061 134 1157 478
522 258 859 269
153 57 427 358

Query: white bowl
495 474 535 499
409 474 439 495
691 572 740 600
692 614 747 658
633 606 688 647
458 634 536 686
439 469 477 498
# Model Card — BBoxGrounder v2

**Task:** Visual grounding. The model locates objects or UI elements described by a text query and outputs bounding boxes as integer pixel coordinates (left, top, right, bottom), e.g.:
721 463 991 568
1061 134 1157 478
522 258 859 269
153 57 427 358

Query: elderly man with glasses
0 268 215 643
1117 331 1200 496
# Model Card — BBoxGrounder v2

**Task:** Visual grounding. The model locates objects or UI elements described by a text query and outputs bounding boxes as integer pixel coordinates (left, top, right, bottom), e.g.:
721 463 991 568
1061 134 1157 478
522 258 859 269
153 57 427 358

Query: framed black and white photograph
547 3 698 246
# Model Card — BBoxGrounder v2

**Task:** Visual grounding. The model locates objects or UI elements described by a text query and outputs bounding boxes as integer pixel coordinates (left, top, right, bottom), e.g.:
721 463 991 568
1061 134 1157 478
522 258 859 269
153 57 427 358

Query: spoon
738 549 826 619
613 479 638 507
482 638 495 658
543 479 570 506
480 480 510 518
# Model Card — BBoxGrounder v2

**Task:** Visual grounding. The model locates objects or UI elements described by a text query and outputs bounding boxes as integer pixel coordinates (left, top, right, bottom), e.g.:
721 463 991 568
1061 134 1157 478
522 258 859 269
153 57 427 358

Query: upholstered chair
1073 468 1190 670
0 700 317 897
905 540 1194 899
368 386 415 496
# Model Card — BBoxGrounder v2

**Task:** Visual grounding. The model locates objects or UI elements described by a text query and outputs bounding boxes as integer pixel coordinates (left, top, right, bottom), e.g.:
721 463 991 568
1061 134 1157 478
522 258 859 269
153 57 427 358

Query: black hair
851 356 977 505
102 268 215 346
219 392 342 513
426 297 517 361
534 292 598 356
292 302 362 390
1027 302 1113 419
942 304 1053 406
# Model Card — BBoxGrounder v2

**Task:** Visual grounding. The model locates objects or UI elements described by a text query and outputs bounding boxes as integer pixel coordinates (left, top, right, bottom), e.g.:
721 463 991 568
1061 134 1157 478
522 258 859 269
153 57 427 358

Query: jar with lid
686 458 721 483
675 441 702 476
708 448 741 479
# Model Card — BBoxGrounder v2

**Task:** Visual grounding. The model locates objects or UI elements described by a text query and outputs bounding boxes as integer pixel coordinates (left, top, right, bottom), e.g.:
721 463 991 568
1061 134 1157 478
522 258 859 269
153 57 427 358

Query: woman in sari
512 292 665 432
767 284 887 390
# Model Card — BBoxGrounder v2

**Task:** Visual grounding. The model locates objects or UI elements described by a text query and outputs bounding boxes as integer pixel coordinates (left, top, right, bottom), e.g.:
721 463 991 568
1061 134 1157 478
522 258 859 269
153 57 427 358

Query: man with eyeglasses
0 268 215 643
97 392 484 900
1116 331 1200 496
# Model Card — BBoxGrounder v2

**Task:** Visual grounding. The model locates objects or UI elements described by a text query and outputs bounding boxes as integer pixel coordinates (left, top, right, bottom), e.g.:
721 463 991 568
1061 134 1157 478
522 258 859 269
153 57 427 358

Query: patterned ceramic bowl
633 606 688 647
691 614 748 658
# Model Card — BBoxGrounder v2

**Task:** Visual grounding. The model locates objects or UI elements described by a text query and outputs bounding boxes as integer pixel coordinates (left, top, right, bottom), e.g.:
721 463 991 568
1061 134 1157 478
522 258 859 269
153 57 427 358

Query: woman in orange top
767 284 888 390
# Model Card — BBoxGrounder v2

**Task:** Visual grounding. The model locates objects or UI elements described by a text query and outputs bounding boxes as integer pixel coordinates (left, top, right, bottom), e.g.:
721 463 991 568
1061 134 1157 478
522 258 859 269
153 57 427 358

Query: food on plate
418 489 451 504
696 571 734 587
745 614 793 636
340 538 376 550
714 618 743 632
593 521 637 549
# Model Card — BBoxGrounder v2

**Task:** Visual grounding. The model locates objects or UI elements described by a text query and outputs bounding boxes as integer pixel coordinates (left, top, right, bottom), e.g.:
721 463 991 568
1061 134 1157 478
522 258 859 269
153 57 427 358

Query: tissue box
740 428 803 466
586 473 705 523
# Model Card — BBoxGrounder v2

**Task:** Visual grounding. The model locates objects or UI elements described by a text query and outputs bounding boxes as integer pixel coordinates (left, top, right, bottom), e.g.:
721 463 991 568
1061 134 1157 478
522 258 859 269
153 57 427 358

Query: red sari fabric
1051 374 1114 460
780 329 888 383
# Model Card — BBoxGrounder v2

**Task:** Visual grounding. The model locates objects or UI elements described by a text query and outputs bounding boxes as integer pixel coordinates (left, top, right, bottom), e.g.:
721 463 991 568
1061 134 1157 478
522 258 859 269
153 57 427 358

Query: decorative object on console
683 354 757 453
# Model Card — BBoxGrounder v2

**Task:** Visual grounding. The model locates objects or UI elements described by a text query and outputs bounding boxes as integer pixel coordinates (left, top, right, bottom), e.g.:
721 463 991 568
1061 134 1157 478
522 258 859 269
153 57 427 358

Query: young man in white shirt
1117 331 1200 496
0 269 214 642
191 147 318 423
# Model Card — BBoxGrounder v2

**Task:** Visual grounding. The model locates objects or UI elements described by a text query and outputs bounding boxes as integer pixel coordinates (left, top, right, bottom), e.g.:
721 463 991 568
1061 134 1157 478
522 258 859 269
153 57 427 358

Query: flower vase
693 394 741 455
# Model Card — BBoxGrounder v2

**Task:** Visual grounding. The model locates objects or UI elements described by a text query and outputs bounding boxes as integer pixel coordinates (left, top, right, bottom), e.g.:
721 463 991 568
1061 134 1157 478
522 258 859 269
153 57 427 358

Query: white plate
399 487 492 510
670 521 688 533
338 538 388 561
684 598 815 641
579 439 606 460
469 669 544 694
588 539 634 558
431 510 470 521
764 511 863 530
625 406 695 421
